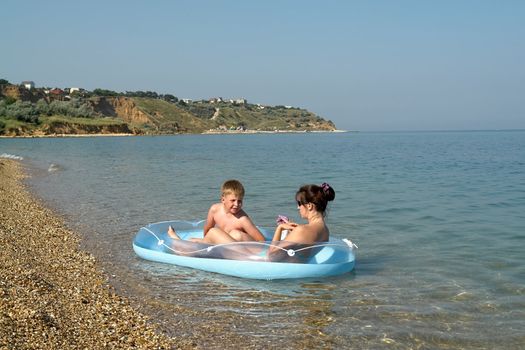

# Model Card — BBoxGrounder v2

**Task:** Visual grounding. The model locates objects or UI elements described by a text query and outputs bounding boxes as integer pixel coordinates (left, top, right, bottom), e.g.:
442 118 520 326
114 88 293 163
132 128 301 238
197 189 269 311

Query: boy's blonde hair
221 179 245 198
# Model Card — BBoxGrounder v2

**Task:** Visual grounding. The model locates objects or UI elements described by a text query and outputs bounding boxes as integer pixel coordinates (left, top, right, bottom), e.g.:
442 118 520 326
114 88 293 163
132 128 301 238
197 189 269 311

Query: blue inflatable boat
133 220 357 280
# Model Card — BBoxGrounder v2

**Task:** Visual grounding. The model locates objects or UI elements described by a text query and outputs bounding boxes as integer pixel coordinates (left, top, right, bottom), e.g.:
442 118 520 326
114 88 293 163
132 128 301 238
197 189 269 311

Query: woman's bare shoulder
290 223 327 242
285 224 311 240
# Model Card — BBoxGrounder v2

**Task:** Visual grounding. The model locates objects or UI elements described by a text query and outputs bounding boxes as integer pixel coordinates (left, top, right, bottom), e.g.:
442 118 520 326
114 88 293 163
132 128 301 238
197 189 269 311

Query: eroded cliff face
308 120 336 131
89 97 152 125
41 121 134 135
1 122 135 137
0 85 46 102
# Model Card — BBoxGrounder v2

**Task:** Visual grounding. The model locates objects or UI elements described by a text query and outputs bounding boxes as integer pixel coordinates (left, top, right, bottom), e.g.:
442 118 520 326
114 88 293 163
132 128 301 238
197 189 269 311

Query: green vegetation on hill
0 80 336 136
132 97 209 133
134 98 335 133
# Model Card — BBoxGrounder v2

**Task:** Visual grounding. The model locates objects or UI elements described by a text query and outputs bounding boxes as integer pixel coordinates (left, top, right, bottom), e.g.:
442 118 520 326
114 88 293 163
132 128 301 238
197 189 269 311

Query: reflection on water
110 257 347 349
1 131 524 348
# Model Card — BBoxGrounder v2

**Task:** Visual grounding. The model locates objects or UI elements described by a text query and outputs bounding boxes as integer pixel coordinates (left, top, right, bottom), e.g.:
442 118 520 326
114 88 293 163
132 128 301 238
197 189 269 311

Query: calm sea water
1 131 524 349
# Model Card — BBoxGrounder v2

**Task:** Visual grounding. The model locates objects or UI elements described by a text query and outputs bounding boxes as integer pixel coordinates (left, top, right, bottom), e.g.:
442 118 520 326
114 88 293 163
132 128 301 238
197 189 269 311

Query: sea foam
0 153 24 160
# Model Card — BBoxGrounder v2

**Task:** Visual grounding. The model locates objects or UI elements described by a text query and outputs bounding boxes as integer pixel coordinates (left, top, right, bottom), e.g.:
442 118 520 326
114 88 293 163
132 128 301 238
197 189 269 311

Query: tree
145 91 158 98
0 78 9 85
163 94 178 103
1 96 17 105
93 88 119 97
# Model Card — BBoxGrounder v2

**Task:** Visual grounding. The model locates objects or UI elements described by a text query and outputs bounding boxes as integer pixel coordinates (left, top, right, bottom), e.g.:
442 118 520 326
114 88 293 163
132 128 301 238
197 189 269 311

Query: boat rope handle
142 227 212 255
342 238 358 249
140 227 357 257
149 219 206 227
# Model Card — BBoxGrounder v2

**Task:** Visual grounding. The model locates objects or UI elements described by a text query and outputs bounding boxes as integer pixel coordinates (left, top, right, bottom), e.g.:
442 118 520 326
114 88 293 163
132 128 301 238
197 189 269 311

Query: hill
0 83 336 136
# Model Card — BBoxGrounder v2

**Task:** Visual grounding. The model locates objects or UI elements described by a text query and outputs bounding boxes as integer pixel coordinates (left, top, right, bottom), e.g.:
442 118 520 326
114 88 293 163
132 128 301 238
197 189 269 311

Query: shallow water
1 131 524 348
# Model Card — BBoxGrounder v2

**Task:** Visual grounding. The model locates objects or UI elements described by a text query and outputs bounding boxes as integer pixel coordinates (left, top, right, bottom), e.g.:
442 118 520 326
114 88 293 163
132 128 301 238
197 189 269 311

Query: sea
1 131 524 349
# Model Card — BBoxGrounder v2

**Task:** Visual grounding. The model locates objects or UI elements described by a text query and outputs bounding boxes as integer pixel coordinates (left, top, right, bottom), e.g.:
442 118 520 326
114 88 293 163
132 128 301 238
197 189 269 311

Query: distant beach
202 128 347 134
0 133 136 139
0 129 349 138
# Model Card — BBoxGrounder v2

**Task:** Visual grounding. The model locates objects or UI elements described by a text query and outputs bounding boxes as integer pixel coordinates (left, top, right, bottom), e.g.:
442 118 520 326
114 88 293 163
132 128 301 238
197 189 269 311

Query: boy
168 179 265 244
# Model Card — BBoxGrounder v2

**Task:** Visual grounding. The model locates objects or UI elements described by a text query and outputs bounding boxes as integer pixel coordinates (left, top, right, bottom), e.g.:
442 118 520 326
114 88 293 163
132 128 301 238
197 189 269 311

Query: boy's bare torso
210 203 248 233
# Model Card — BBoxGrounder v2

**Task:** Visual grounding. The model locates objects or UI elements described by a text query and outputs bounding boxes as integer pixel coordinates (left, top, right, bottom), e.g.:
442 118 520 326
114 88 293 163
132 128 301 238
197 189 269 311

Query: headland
1 81 338 137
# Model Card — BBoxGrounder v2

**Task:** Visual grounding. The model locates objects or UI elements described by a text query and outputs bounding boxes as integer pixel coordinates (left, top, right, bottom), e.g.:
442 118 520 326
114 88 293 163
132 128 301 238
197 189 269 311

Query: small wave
372 207 418 214
0 153 24 160
48 163 62 172
416 215 446 222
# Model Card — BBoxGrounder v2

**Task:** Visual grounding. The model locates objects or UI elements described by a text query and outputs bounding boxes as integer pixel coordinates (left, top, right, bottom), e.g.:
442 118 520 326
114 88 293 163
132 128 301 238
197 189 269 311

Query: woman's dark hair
296 183 335 216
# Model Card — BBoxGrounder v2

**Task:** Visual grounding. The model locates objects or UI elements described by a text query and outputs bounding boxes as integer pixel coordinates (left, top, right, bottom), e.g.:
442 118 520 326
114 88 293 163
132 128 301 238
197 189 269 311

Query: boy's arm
203 205 216 236
242 217 266 242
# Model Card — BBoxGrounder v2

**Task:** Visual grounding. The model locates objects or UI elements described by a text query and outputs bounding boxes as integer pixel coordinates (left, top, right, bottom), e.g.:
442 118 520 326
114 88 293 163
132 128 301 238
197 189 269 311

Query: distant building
49 88 64 95
49 88 65 100
21 81 35 90
181 98 193 104
69 87 80 94
229 98 246 105
209 97 223 103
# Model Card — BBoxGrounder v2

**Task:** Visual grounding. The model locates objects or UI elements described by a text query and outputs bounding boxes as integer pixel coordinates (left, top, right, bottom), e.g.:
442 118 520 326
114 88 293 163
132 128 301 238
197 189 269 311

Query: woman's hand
278 222 297 231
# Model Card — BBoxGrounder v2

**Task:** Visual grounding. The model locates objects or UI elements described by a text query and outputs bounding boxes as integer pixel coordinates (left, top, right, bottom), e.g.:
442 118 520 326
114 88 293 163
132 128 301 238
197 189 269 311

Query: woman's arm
272 222 297 242
272 225 284 242
268 222 298 254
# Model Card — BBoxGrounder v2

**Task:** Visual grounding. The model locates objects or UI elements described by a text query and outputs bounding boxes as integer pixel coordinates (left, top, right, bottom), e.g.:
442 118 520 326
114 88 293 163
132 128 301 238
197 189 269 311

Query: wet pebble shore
0 159 184 349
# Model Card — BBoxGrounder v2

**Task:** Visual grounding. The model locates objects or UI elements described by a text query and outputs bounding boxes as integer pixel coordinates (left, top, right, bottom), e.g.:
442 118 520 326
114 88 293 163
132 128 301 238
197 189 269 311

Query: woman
270 183 336 262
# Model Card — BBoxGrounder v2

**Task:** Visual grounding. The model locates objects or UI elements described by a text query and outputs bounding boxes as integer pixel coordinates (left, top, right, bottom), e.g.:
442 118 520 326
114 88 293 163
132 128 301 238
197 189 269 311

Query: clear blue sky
2 0 524 131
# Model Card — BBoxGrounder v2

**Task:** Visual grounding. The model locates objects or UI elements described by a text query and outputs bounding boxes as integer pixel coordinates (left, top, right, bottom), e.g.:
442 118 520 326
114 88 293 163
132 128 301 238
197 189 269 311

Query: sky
2 0 524 131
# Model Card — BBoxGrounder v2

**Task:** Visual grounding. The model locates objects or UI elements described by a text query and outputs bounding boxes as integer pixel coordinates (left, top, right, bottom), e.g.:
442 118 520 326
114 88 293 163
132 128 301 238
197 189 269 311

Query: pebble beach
0 159 182 349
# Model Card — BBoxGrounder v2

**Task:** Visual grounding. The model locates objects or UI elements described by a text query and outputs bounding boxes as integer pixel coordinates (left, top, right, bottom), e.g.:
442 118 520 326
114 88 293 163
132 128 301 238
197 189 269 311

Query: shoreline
0 159 180 348
0 129 349 139
0 133 136 139
202 129 347 134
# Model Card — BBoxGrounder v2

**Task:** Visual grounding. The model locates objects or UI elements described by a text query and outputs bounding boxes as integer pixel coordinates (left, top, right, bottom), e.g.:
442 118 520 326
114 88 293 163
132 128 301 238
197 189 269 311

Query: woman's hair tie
321 182 331 195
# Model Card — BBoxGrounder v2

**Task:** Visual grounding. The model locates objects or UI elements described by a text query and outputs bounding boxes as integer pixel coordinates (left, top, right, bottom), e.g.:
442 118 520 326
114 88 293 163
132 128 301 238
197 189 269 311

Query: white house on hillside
229 98 246 105
22 81 35 90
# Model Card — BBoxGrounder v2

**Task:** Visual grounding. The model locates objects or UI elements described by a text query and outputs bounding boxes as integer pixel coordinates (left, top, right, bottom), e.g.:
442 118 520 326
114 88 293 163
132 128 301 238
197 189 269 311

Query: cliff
89 97 151 125
39 120 134 135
